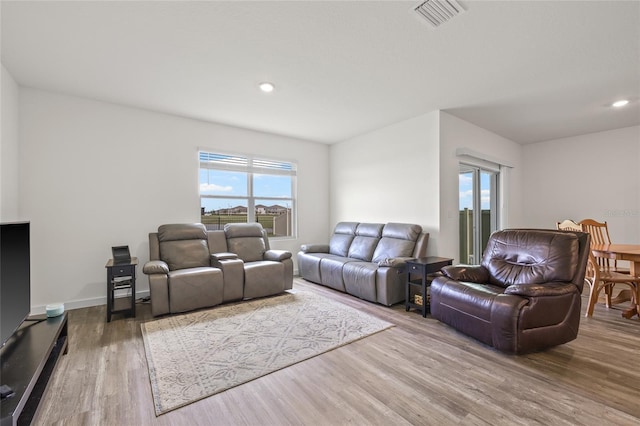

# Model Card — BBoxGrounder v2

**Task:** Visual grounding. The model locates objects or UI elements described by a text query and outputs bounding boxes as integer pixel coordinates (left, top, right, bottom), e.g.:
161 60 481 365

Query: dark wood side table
405 256 453 317
105 257 138 322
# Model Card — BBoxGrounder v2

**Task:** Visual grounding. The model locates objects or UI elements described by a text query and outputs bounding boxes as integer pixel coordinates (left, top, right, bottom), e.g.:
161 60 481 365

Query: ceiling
2 1 639 145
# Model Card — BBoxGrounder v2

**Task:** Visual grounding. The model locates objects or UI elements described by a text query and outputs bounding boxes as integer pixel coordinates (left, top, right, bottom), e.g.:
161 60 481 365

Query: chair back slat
578 219 614 271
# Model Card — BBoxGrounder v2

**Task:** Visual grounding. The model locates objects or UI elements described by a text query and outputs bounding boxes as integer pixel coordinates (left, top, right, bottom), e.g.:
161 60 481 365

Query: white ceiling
2 1 639 144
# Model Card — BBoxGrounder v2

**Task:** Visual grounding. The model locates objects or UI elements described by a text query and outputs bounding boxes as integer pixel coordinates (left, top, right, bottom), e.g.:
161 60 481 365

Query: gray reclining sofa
298 222 429 305
143 222 293 316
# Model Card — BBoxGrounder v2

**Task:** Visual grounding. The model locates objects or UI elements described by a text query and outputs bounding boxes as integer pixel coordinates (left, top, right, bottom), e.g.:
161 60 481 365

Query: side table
405 256 453 317
105 257 138 322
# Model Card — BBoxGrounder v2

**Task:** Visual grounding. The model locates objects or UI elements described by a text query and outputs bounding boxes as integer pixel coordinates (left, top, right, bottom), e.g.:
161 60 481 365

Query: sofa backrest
329 222 359 257
348 223 384 261
329 221 425 262
224 223 268 262
481 229 583 288
372 223 423 262
156 223 210 271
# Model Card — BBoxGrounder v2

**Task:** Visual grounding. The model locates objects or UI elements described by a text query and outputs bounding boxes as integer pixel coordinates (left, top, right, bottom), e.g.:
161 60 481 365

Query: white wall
439 112 524 262
19 88 330 312
329 111 441 253
522 125 640 243
1 64 20 221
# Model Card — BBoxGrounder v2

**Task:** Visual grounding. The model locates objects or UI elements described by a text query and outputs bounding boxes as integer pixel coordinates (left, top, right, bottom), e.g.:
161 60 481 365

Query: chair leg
586 282 601 317
605 284 613 308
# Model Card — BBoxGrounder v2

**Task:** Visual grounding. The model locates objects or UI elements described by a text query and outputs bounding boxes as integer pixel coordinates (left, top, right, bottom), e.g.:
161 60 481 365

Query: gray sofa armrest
441 265 490 283
504 282 577 297
300 244 329 253
265 250 292 261
143 260 169 275
377 257 414 269
211 252 238 261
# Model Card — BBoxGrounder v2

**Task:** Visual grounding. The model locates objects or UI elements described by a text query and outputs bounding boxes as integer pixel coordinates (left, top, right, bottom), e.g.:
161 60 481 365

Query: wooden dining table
591 243 640 319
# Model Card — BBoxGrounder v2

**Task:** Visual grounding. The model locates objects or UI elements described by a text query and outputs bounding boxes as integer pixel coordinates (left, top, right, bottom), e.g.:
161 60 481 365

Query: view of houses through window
199 151 296 237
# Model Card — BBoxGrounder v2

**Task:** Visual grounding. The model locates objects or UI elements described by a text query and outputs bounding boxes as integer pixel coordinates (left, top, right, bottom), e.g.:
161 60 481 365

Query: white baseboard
31 289 151 315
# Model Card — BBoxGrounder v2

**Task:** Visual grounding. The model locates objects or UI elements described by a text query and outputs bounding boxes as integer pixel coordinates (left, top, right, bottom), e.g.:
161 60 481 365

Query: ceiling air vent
414 0 465 28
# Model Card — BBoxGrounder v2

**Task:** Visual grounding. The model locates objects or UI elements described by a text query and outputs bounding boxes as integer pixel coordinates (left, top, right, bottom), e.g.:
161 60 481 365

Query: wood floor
33 278 640 425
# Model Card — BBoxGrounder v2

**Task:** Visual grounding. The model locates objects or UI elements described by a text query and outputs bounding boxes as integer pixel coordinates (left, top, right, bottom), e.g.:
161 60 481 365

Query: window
199 151 296 237
459 164 499 264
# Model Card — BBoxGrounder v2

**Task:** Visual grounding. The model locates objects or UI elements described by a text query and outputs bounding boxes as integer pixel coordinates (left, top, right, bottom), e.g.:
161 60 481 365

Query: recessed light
612 99 629 107
259 82 275 93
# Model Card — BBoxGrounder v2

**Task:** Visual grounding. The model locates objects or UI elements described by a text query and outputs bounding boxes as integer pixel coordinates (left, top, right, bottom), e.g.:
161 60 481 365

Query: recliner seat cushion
342 262 378 302
319 256 356 292
243 261 285 298
167 267 223 313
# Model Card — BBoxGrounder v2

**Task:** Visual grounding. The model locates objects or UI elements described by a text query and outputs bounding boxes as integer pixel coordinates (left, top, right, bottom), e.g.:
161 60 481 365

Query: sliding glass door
459 165 499 264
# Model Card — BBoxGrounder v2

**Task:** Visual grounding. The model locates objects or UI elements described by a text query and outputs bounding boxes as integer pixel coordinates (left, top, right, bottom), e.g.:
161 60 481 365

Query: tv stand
0 313 68 426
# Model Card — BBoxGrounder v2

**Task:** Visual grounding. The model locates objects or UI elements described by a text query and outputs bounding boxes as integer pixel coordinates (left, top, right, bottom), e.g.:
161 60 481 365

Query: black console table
1 313 68 426
405 257 453 317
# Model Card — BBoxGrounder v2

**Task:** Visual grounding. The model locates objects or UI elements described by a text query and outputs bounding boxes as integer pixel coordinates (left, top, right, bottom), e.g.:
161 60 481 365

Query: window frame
198 150 297 239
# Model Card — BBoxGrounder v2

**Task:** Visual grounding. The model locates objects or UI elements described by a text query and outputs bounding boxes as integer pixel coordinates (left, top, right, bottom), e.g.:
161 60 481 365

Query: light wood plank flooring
33 279 640 425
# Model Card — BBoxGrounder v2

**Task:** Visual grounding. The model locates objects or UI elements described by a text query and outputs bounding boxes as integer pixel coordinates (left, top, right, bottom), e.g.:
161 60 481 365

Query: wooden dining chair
556 219 582 232
583 251 639 317
556 219 637 315
578 219 629 273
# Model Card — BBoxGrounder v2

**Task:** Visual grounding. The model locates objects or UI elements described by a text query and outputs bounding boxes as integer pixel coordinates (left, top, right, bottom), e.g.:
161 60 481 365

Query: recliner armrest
265 250 292 261
300 244 329 253
504 282 577 297
441 265 490 283
143 260 169 275
211 252 238 261
378 257 414 269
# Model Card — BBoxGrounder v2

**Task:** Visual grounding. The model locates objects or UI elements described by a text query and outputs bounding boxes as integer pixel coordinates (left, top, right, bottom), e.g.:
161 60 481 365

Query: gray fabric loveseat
298 222 429 305
143 223 293 316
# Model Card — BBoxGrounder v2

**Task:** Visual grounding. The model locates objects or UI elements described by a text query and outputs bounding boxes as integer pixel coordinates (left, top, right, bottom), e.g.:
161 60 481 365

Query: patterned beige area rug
140 289 394 415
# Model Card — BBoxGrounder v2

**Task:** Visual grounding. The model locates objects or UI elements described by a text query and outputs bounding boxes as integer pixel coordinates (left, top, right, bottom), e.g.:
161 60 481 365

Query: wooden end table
405 256 453 317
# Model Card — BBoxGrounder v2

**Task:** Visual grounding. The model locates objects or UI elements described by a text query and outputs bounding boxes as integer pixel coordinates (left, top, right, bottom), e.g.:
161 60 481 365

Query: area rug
140 290 394 415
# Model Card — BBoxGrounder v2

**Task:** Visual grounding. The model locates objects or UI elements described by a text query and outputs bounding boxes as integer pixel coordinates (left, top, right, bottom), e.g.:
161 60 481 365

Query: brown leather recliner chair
430 229 590 354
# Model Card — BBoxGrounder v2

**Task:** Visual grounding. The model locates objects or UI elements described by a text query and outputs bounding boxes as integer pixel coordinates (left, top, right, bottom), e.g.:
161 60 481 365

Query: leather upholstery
348 223 383 262
430 229 590 354
224 223 293 298
144 222 293 316
298 221 429 305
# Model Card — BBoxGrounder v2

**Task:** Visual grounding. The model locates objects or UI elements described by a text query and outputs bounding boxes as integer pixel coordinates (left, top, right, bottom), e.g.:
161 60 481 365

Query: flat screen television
0 221 31 348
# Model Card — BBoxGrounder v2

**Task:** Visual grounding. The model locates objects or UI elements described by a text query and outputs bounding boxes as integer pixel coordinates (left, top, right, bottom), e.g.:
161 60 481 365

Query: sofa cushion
243 261 285 299
224 223 266 262
482 229 579 287
158 223 208 241
347 223 383 261
342 262 378 302
167 267 223 313
329 222 358 256
319 256 355 292
160 239 210 271
371 223 422 262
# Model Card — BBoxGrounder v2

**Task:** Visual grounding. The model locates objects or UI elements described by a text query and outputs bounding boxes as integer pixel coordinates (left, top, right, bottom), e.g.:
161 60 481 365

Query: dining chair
583 251 639 317
556 219 582 232
556 219 637 315
578 219 629 274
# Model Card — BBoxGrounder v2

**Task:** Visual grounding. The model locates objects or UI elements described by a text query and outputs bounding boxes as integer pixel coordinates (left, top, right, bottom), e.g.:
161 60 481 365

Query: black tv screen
0 221 31 347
